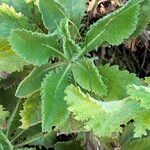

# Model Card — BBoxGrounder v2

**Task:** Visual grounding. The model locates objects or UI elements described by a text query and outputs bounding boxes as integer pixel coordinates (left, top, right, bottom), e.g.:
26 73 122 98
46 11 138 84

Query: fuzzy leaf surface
73 59 107 96
39 0 66 32
64 85 139 137
59 0 87 29
59 19 80 58
15 64 53 98
41 67 69 132
0 3 33 36
127 84 150 109
81 0 140 53
98 64 141 100
0 37 27 73
20 94 41 129
10 29 64 66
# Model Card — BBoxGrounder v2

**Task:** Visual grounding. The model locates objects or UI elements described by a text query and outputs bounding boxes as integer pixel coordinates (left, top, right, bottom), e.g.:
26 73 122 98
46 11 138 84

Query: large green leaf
73 58 107 96
81 0 140 53
20 93 41 129
127 84 150 109
41 66 70 132
10 29 65 66
98 64 141 100
39 0 66 32
0 3 33 36
0 105 9 130
0 131 13 150
64 85 139 137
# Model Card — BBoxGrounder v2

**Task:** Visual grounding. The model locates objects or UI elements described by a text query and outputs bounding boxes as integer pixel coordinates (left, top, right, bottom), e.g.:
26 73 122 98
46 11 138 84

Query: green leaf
6 99 25 139
20 93 41 129
59 0 87 29
127 84 150 109
0 37 27 74
122 137 150 150
73 58 107 96
41 66 70 132
130 0 150 38
64 85 139 137
145 77 150 85
10 29 65 66
55 140 83 150
98 64 141 100
0 131 13 150
39 0 66 32
0 105 9 130
15 64 53 98
59 19 81 58
0 3 33 37
81 0 140 53
134 109 150 138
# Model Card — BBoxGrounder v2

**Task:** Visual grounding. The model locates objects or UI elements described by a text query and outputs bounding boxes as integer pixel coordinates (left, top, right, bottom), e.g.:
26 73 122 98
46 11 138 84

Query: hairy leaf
59 0 87 29
41 66 70 132
20 94 41 129
98 64 141 100
10 29 65 66
73 59 107 96
81 0 140 53
39 0 66 32
0 37 27 74
59 19 80 58
127 84 150 109
0 3 33 36
0 105 9 130
64 85 139 137
0 131 13 150
15 64 53 98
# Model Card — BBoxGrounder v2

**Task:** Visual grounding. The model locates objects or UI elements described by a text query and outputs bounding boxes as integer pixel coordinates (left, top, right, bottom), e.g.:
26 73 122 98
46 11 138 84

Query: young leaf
130 0 150 38
10 29 65 66
41 66 70 132
64 85 139 137
0 131 13 150
59 0 87 29
127 84 150 109
0 105 9 130
81 0 140 53
59 19 81 58
72 58 107 96
15 64 53 98
20 94 41 129
39 0 66 32
0 3 33 37
98 64 141 100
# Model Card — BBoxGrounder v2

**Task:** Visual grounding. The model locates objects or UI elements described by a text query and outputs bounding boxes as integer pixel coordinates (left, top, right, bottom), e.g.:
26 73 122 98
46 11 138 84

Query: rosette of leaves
0 0 150 149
